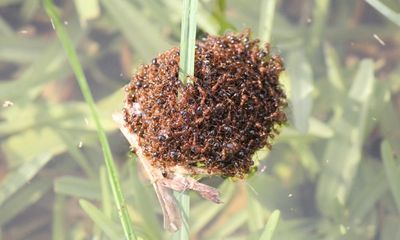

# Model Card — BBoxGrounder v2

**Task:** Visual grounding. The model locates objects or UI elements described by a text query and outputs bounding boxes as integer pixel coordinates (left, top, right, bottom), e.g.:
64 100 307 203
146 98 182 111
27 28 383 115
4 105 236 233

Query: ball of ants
123 31 287 178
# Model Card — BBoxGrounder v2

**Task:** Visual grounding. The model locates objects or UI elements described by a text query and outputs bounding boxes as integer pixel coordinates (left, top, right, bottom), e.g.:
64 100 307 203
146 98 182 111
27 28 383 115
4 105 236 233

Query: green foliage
179 0 198 85
366 0 400 26
79 199 124 239
381 141 400 212
259 210 280 240
259 0 277 43
43 0 136 239
0 0 400 239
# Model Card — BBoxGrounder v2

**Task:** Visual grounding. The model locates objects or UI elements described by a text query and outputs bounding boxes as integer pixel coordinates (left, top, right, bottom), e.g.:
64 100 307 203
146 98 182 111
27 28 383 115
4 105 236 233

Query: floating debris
373 34 385 46
2 100 14 108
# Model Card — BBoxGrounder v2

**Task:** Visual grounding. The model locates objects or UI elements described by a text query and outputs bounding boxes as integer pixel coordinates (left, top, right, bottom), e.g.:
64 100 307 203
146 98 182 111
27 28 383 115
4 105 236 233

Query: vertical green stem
259 210 281 240
173 192 190 240
309 0 330 50
52 194 65 240
43 1 136 239
259 0 278 43
174 0 198 238
179 0 198 85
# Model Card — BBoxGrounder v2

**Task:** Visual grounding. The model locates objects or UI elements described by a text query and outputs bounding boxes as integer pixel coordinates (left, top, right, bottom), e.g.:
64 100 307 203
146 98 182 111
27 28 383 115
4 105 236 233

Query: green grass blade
271 218 317 240
173 192 190 240
316 59 375 218
247 194 265 231
20 0 40 21
210 209 248 238
211 0 236 34
127 160 162 239
323 43 345 91
349 59 375 103
0 177 52 226
259 0 278 43
380 217 400 240
0 16 13 36
259 210 281 240
42 1 136 239
309 0 330 49
290 142 320 179
164 0 218 35
54 176 101 200
73 0 100 25
56 130 96 179
179 0 198 85
349 161 388 223
365 0 400 26
0 21 81 104
0 153 52 206
191 180 235 232
287 50 314 133
100 0 170 61
172 0 198 238
381 141 400 212
79 199 124 240
100 166 112 218
0 37 46 63
52 194 66 240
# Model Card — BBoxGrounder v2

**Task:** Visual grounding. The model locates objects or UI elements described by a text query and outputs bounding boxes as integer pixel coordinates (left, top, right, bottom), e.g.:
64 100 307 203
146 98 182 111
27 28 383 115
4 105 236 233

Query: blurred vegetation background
0 0 400 239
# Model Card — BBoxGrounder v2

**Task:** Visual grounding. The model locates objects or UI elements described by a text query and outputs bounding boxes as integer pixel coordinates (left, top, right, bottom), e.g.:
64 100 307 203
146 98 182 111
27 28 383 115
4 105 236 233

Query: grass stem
173 0 199 238
179 0 198 85
259 0 278 43
259 210 281 240
173 192 190 240
43 1 136 239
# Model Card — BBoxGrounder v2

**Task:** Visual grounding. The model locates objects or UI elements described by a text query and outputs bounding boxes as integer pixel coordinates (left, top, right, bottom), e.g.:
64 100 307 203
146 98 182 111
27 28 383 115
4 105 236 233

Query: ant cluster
123 31 287 178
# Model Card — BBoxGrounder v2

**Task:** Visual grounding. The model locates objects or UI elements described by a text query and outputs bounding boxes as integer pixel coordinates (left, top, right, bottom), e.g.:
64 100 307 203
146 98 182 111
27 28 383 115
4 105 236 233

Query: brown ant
123 30 287 177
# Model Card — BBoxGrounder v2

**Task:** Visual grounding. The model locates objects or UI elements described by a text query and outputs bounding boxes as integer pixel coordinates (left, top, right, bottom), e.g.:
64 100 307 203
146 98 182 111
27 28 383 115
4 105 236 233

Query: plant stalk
179 0 198 85
43 1 136 239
